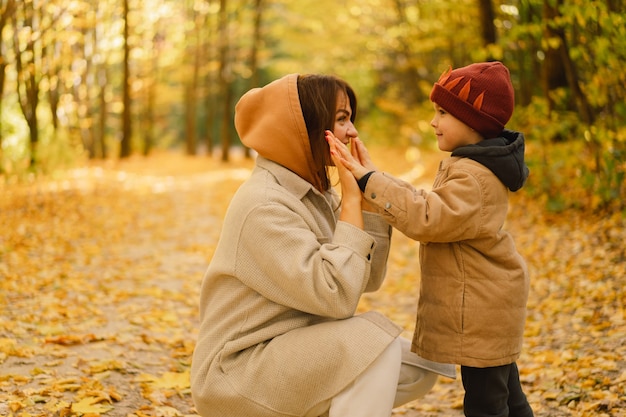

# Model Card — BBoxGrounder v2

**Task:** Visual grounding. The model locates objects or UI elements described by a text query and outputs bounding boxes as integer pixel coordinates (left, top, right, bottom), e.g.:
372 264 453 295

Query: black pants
461 363 534 417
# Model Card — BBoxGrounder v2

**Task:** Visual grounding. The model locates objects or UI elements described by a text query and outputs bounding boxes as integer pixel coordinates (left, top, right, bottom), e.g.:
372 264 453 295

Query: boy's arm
327 131 486 242
363 170 483 242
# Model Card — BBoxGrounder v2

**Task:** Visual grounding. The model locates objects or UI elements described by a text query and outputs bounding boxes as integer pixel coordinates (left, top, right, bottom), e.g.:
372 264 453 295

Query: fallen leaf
71 396 114 414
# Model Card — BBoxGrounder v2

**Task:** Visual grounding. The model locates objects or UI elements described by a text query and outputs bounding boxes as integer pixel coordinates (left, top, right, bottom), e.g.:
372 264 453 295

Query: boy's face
431 103 483 152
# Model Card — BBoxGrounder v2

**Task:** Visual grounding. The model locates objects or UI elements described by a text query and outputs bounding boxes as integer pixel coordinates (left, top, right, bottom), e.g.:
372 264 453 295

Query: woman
190 73 454 417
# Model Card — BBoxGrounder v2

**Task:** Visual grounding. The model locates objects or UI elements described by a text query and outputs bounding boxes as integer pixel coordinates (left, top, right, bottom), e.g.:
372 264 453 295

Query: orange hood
234 74 318 187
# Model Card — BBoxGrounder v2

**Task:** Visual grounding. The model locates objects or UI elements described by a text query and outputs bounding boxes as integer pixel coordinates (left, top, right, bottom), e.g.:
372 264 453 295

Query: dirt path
0 155 250 416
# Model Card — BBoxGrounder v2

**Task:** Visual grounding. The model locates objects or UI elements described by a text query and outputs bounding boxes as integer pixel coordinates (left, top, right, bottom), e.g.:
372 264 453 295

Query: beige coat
191 74 402 417
364 156 529 368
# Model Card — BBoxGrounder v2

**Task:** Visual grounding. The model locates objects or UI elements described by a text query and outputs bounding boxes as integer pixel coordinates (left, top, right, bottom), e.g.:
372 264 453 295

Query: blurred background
1 0 624 212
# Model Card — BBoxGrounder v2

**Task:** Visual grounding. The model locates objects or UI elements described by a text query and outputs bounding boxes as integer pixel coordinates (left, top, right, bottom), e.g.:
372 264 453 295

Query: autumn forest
1 0 625 416
1 0 624 212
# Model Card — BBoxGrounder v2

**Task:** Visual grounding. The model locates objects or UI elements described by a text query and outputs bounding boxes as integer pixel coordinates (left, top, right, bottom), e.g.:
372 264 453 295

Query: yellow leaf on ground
71 397 114 414
45 333 100 345
153 370 190 389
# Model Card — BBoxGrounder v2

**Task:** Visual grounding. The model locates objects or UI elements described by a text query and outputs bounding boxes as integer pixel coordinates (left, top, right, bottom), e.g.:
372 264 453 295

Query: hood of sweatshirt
451 129 529 192
234 74 318 188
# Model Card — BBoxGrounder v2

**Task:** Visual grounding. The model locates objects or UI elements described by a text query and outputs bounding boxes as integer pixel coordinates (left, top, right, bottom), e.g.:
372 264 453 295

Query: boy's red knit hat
430 61 514 139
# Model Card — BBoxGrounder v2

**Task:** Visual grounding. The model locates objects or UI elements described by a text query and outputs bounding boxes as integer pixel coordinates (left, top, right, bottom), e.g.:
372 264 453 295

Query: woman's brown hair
297 74 357 192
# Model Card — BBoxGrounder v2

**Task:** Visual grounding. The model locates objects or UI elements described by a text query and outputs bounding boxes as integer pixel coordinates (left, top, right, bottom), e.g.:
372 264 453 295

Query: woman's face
332 92 358 145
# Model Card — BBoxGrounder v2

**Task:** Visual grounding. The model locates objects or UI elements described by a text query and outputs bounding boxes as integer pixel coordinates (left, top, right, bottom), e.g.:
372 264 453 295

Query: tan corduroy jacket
191 74 402 417
364 155 530 368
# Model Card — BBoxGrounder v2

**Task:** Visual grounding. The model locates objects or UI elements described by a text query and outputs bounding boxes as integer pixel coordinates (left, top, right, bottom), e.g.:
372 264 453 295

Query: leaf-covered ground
1 150 624 417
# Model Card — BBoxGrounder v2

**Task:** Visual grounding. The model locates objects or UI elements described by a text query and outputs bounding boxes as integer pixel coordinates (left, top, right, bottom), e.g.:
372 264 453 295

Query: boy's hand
325 131 370 180
326 131 379 213
351 137 379 173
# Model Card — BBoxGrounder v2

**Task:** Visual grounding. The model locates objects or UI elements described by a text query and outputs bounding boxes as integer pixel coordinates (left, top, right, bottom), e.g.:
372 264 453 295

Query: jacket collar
256 156 338 209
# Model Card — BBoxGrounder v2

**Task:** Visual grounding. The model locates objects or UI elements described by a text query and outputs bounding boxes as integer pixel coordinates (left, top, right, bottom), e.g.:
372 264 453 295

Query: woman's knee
395 368 437 406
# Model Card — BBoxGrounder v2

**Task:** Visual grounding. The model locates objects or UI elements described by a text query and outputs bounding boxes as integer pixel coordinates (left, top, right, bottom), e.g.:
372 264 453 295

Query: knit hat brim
430 83 505 139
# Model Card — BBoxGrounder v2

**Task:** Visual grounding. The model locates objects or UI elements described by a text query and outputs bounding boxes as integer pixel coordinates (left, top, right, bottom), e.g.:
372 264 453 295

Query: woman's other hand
327 131 378 214
329 144 364 229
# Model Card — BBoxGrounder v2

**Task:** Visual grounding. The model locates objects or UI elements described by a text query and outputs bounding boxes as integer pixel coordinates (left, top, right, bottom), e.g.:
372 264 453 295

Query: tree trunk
46 41 61 131
0 0 16 170
244 0 263 158
13 0 40 167
203 6 215 157
249 0 262 90
74 24 96 158
477 0 497 48
391 0 424 104
515 1 538 107
218 0 231 162
93 6 109 160
143 41 157 157
542 0 593 124
98 65 108 159
184 2 201 156
184 81 197 156
541 0 568 115
120 0 132 158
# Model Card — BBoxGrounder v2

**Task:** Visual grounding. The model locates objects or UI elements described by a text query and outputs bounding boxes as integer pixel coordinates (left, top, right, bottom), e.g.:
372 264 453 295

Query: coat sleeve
364 169 484 243
234 202 378 319
362 211 392 292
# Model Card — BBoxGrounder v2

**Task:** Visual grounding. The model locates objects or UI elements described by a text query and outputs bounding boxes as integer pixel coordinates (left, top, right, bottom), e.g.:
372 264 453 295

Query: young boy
327 61 534 417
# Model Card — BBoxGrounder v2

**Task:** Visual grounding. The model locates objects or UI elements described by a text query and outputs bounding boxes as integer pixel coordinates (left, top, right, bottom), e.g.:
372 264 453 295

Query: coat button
384 202 391 209
370 193 377 199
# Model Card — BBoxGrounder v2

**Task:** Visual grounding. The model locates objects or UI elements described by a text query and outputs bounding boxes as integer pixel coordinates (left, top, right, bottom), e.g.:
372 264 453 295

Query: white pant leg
329 337 402 417
393 337 438 407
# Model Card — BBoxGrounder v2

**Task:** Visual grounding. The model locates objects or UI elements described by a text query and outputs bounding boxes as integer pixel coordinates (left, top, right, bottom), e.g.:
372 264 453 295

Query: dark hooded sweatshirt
361 129 531 367
452 129 529 192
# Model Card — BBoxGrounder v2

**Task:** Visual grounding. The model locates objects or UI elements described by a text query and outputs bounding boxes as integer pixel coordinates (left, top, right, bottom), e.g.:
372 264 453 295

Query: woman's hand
328 138 364 229
326 131 378 213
